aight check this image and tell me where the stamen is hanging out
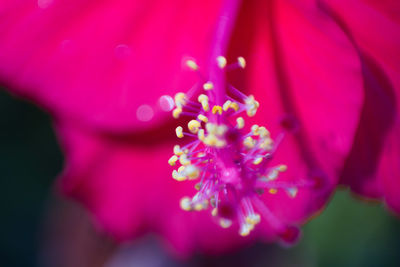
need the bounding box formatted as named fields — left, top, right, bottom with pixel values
left=168, top=56, right=318, bottom=243
left=203, top=81, right=214, bottom=91
left=237, top=56, right=246, bottom=68
left=175, top=126, right=184, bottom=138
left=216, top=56, right=227, bottom=69
left=186, top=59, right=198, bottom=71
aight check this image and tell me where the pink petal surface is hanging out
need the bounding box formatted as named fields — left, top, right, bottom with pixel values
left=0, top=0, right=223, bottom=132
left=52, top=0, right=366, bottom=254
left=55, top=121, right=274, bottom=257
left=322, top=0, right=400, bottom=213
left=1, top=0, right=398, bottom=256
left=227, top=0, right=363, bottom=221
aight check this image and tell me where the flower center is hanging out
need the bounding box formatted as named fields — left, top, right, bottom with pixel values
left=167, top=56, right=317, bottom=243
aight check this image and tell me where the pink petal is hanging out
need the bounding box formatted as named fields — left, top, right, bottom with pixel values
left=227, top=0, right=363, bottom=223
left=322, top=0, right=400, bottom=212
left=0, top=0, right=224, bottom=132
left=55, top=122, right=276, bottom=257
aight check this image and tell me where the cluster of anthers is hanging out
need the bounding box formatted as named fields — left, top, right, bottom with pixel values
left=168, top=56, right=317, bottom=243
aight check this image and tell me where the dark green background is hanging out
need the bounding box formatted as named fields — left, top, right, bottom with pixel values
left=0, top=90, right=399, bottom=267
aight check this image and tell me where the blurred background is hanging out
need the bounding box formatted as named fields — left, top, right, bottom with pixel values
left=0, top=89, right=399, bottom=267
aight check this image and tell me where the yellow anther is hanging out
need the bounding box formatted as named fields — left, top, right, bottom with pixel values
left=211, top=208, right=218, bottom=216
left=198, top=94, right=208, bottom=102
left=172, top=170, right=187, bottom=181
left=198, top=94, right=209, bottom=112
left=203, top=81, right=214, bottom=91
left=172, top=107, right=182, bottom=119
left=203, top=134, right=218, bottom=146
left=216, top=124, right=228, bottom=136
left=194, top=203, right=203, bottom=211
left=251, top=124, right=259, bottom=135
left=243, top=136, right=256, bottom=149
left=180, top=197, right=192, bottom=211
left=201, top=100, right=209, bottom=112
left=205, top=123, right=217, bottom=134
left=194, top=183, right=201, bottom=190
left=186, top=59, right=198, bottom=70
left=198, top=129, right=205, bottom=141
left=253, top=156, right=263, bottom=165
left=168, top=155, right=178, bottom=166
left=185, top=165, right=199, bottom=180
left=258, top=127, right=270, bottom=138
left=287, top=187, right=298, bottom=198
left=178, top=166, right=185, bottom=173
left=267, top=169, right=279, bottom=180
left=194, top=200, right=208, bottom=211
left=220, top=219, right=232, bottom=228
left=179, top=154, right=191, bottom=166
left=259, top=138, right=273, bottom=150
left=188, top=120, right=201, bottom=134
left=216, top=56, right=227, bottom=69
left=245, top=95, right=259, bottom=117
left=223, top=100, right=232, bottom=111
left=197, top=114, right=208, bottom=123
left=251, top=104, right=260, bottom=114
left=173, top=145, right=184, bottom=156
left=246, top=214, right=261, bottom=225
left=215, top=139, right=227, bottom=148
left=212, top=105, right=223, bottom=115
left=245, top=215, right=260, bottom=225
left=236, top=117, right=245, bottom=129
left=237, top=56, right=246, bottom=68
left=278, top=164, right=288, bottom=172
left=229, top=102, right=240, bottom=112
left=174, top=92, right=186, bottom=107
left=269, top=188, right=278, bottom=194
left=239, top=224, right=251, bottom=236
left=175, top=126, right=184, bottom=138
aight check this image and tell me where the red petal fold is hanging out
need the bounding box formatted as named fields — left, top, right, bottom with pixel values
left=322, top=0, right=400, bottom=213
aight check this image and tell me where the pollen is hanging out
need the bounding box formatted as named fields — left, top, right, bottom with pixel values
left=197, top=114, right=208, bottom=123
left=168, top=155, right=178, bottom=166
left=198, top=129, right=205, bottom=141
left=185, top=165, right=200, bottom=179
left=237, top=56, right=246, bottom=68
left=268, top=188, right=278, bottom=194
left=180, top=197, right=192, bottom=211
left=179, top=154, right=191, bottom=166
left=188, top=120, right=201, bottom=134
left=243, top=136, right=256, bottom=149
left=236, top=117, right=245, bottom=129
left=198, top=94, right=210, bottom=112
left=174, top=92, right=187, bottom=108
left=203, top=81, right=214, bottom=90
left=175, top=126, right=184, bottom=138
left=223, top=100, right=232, bottom=111
left=217, top=56, right=227, bottom=69
left=172, top=107, right=182, bottom=119
left=229, top=102, right=240, bottom=112
left=253, top=156, right=263, bottom=165
left=212, top=105, right=223, bottom=115
left=220, top=219, right=233, bottom=228
left=168, top=56, right=317, bottom=241
left=173, top=145, right=184, bottom=156
left=186, top=59, right=198, bottom=70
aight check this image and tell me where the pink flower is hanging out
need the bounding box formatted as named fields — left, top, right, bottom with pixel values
left=0, top=0, right=398, bottom=256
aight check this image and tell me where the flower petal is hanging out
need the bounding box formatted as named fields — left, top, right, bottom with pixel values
left=321, top=0, right=400, bottom=213
left=227, top=0, right=363, bottom=222
left=0, top=0, right=224, bottom=132
left=55, top=122, right=278, bottom=256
